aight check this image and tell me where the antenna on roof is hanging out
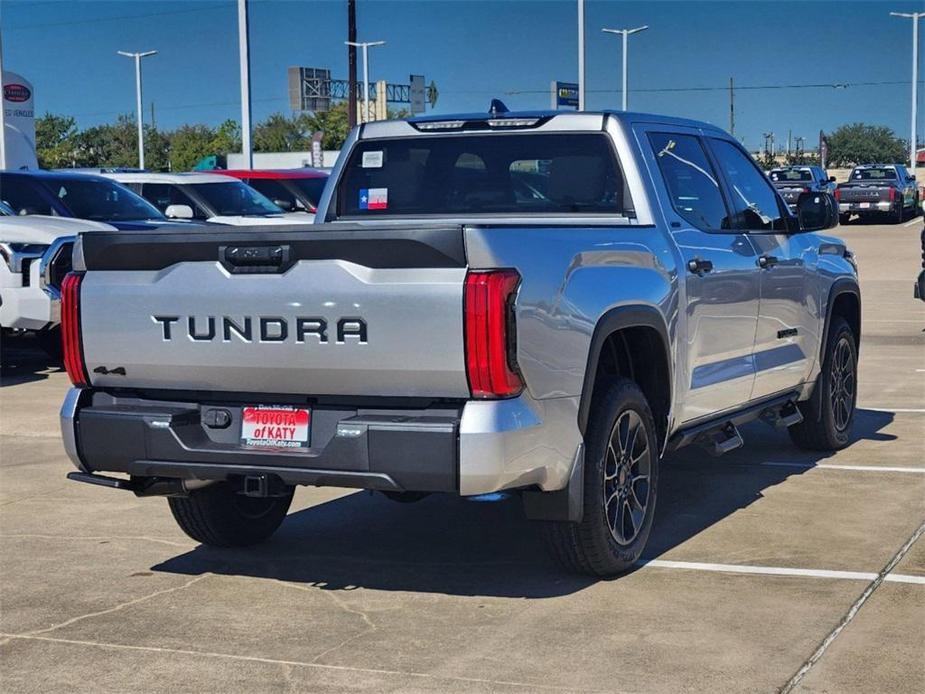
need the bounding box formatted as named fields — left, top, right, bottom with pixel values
left=489, top=99, right=509, bottom=116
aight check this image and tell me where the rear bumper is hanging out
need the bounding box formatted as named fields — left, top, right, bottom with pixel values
left=61, top=388, right=581, bottom=496
left=839, top=201, right=892, bottom=213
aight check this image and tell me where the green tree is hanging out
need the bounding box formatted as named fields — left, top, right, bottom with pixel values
left=168, top=124, right=219, bottom=171
left=35, top=113, right=79, bottom=168
left=253, top=113, right=313, bottom=152
left=826, top=123, right=907, bottom=167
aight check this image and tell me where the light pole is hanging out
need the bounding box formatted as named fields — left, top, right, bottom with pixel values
left=578, top=0, right=585, bottom=110
left=602, top=25, right=648, bottom=111
left=890, top=11, right=924, bottom=171
left=238, top=0, right=252, bottom=169
left=117, top=50, right=157, bottom=169
left=345, top=40, right=385, bottom=123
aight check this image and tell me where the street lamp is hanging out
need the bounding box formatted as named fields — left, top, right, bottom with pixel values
left=890, top=11, right=924, bottom=171
left=117, top=50, right=157, bottom=169
left=602, top=25, right=649, bottom=111
left=345, top=40, right=386, bottom=123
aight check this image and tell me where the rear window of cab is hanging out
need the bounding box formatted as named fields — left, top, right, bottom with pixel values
left=335, top=133, right=635, bottom=218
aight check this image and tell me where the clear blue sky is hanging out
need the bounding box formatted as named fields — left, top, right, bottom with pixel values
left=2, top=0, right=923, bottom=150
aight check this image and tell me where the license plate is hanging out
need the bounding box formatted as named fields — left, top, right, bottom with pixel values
left=860, top=202, right=871, bottom=209
left=241, top=406, right=311, bottom=449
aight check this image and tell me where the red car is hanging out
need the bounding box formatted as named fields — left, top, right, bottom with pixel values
left=210, top=169, right=329, bottom=214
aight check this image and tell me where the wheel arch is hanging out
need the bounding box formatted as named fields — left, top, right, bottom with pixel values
left=577, top=305, right=672, bottom=450
left=821, top=278, right=861, bottom=358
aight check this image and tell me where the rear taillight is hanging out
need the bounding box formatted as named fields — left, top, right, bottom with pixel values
left=61, top=272, right=89, bottom=387
left=889, top=187, right=896, bottom=201
left=464, top=269, right=523, bottom=398
left=834, top=188, right=841, bottom=201
left=802, top=187, right=810, bottom=193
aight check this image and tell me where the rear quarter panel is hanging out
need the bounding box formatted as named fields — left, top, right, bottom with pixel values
left=465, top=225, right=678, bottom=401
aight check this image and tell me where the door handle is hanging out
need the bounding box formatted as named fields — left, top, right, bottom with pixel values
left=758, top=255, right=779, bottom=269
left=687, top=258, right=714, bottom=275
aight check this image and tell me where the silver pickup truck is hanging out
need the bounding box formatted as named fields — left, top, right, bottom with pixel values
left=60, top=108, right=860, bottom=576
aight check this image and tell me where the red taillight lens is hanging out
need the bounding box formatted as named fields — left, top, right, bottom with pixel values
left=834, top=188, right=841, bottom=201
left=802, top=187, right=810, bottom=193
left=889, top=187, right=896, bottom=201
left=464, top=269, right=523, bottom=399
left=61, top=272, right=89, bottom=387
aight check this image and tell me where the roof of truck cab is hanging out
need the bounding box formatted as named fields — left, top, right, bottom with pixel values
left=368, top=109, right=726, bottom=138
left=99, top=172, right=238, bottom=185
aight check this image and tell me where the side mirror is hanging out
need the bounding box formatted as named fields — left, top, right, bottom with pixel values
left=164, top=204, right=194, bottom=220
left=272, top=198, right=293, bottom=212
left=795, top=192, right=838, bottom=232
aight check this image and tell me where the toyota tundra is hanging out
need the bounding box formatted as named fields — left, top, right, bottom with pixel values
left=60, top=106, right=860, bottom=576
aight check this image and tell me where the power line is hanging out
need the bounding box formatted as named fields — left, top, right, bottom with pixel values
left=503, top=79, right=924, bottom=96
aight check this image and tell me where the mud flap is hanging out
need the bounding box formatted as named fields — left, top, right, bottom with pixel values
left=522, top=444, right=584, bottom=523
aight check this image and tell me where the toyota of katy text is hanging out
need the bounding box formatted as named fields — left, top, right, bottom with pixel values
left=60, top=107, right=860, bottom=576
left=834, top=164, right=920, bottom=224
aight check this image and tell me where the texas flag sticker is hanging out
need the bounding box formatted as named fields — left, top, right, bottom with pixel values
left=359, top=188, right=388, bottom=210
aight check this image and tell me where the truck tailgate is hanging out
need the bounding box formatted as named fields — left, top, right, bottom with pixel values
left=75, top=225, right=471, bottom=398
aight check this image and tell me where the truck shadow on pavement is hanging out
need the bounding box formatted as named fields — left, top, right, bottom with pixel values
left=152, top=409, right=894, bottom=598
left=0, top=335, right=62, bottom=386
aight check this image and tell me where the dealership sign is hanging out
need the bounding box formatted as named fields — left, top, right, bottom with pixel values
left=551, top=81, right=579, bottom=109
left=2, top=71, right=38, bottom=169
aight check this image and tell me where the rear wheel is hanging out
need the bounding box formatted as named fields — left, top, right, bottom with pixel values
left=893, top=202, right=905, bottom=223
left=542, top=378, right=659, bottom=576
left=168, top=481, right=294, bottom=547
left=789, top=317, right=857, bottom=451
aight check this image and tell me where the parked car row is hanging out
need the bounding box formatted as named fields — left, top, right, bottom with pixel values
left=0, top=167, right=330, bottom=351
left=766, top=164, right=921, bottom=224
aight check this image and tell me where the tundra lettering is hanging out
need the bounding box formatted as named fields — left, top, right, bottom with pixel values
left=152, top=314, right=366, bottom=344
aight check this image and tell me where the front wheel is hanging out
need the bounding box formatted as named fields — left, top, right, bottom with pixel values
left=168, top=481, right=294, bottom=547
left=789, top=317, right=857, bottom=451
left=542, top=378, right=659, bottom=576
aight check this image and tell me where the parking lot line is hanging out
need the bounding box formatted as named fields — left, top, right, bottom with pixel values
left=760, top=461, right=925, bottom=474
left=902, top=217, right=921, bottom=227
left=638, top=559, right=924, bottom=585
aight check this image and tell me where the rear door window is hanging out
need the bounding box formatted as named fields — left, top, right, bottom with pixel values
left=648, top=133, right=732, bottom=231
left=336, top=133, right=631, bottom=218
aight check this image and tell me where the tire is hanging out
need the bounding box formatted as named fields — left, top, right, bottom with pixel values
left=542, top=377, right=659, bottom=576
left=168, top=481, right=294, bottom=547
left=789, top=317, right=857, bottom=451
left=894, top=204, right=905, bottom=223
left=838, top=213, right=851, bottom=226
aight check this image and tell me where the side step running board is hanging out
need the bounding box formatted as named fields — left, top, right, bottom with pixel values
left=703, top=423, right=744, bottom=456
left=668, top=391, right=802, bottom=454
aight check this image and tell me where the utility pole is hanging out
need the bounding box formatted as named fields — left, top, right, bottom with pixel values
left=729, top=77, right=735, bottom=136
left=602, top=26, right=648, bottom=111
left=237, top=0, right=253, bottom=169
left=117, top=50, right=157, bottom=169
left=890, top=11, right=924, bottom=170
left=347, top=0, right=357, bottom=128
left=0, top=26, right=7, bottom=170
left=578, top=0, right=585, bottom=110
left=345, top=40, right=385, bottom=123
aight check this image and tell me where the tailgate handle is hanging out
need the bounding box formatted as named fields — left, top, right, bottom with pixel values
left=222, top=245, right=290, bottom=274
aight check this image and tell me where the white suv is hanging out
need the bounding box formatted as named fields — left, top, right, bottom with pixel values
left=101, top=172, right=314, bottom=226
